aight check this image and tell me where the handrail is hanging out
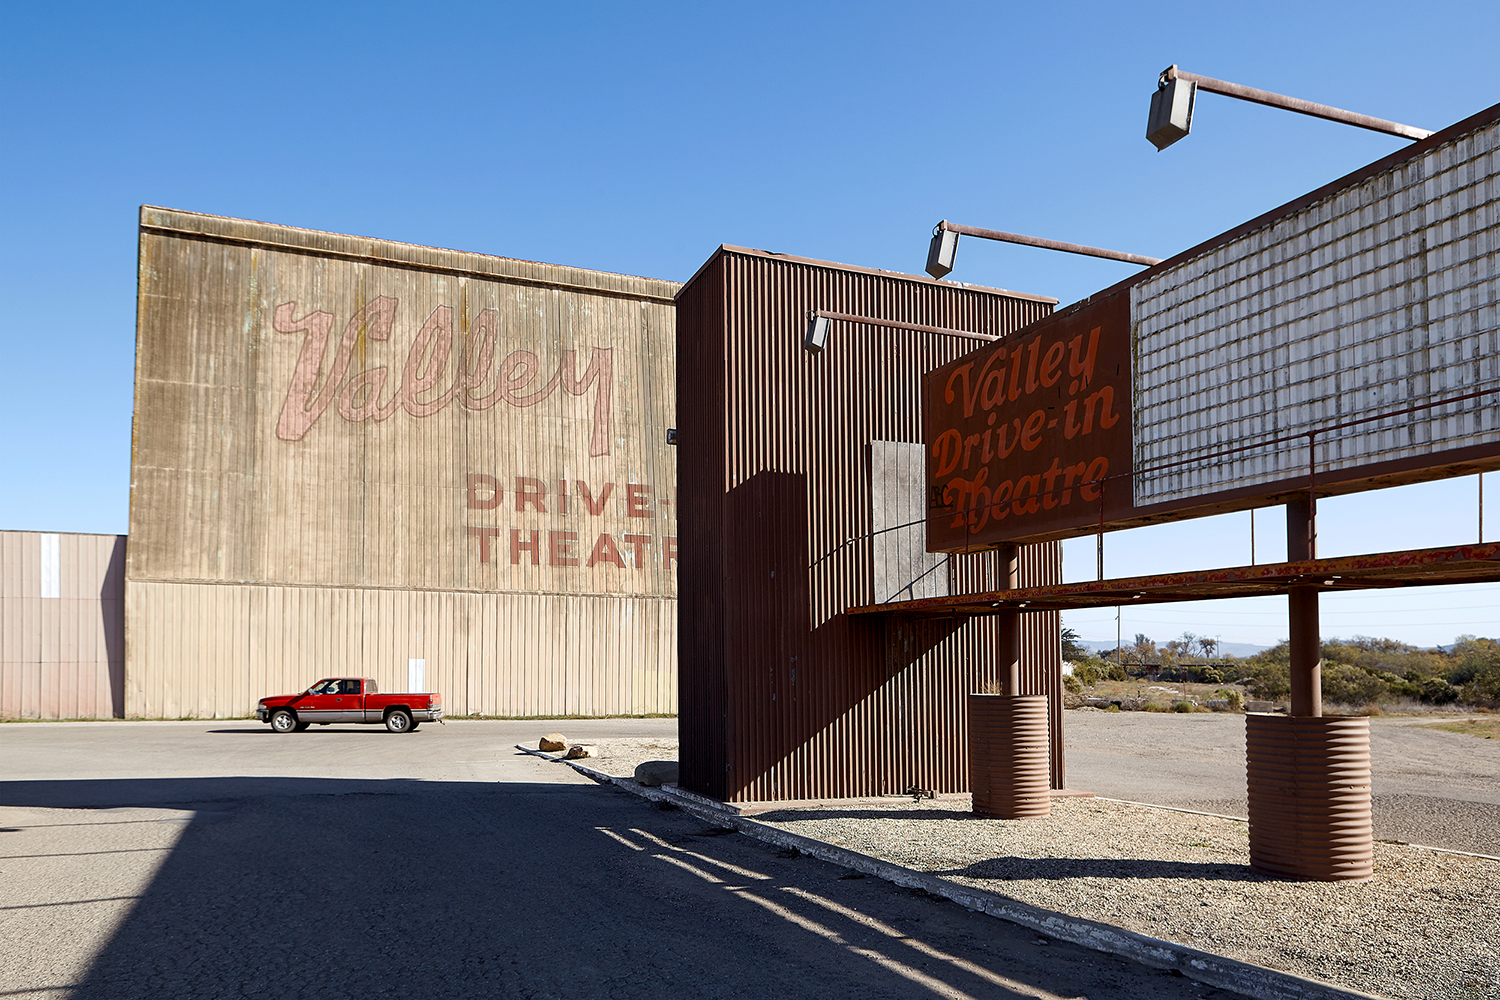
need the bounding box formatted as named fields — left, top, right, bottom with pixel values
left=814, top=382, right=1500, bottom=597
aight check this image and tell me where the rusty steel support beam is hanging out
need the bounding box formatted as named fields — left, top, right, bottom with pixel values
left=937, top=221, right=1163, bottom=268
left=997, top=543, right=1021, bottom=696
left=1163, top=66, right=1433, bottom=141
left=1286, top=495, right=1322, bottom=717
left=811, top=309, right=999, bottom=344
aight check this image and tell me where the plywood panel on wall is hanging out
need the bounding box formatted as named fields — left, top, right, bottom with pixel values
left=128, top=208, right=678, bottom=717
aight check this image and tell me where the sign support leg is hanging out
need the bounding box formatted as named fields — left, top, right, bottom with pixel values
left=1285, top=494, right=1321, bottom=717
left=998, top=543, right=1020, bottom=696
left=1244, top=492, right=1368, bottom=881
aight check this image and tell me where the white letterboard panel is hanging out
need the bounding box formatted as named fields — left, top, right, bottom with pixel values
left=1131, top=119, right=1500, bottom=506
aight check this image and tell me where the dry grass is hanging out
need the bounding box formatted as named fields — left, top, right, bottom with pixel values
left=1421, top=718, right=1500, bottom=739
left=1070, top=679, right=1244, bottom=712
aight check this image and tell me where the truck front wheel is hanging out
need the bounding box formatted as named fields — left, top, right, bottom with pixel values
left=269, top=709, right=298, bottom=734
left=385, top=709, right=413, bottom=734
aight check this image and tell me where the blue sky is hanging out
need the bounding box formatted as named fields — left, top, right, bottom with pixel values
left=3, top=1, right=1498, bottom=646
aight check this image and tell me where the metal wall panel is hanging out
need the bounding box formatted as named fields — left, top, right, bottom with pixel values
left=128, top=208, right=678, bottom=717
left=677, top=247, right=1063, bottom=802
left=1132, top=108, right=1500, bottom=505
left=0, top=531, right=126, bottom=719
left=125, top=582, right=673, bottom=718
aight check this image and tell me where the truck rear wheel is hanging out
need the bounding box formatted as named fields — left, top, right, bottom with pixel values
left=385, top=709, right=413, bottom=734
left=269, top=709, right=298, bottom=734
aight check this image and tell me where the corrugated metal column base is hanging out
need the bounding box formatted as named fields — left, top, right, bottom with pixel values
left=1246, top=715, right=1373, bottom=881
left=968, top=694, right=1051, bottom=819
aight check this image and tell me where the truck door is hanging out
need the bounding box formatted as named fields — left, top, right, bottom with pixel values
left=297, top=679, right=342, bottom=723
left=331, top=678, right=364, bottom=722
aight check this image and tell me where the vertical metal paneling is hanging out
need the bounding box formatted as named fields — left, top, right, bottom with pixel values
left=127, top=208, right=679, bottom=718
left=677, top=247, right=1063, bottom=802
left=124, top=580, right=677, bottom=718
left=0, top=531, right=126, bottom=719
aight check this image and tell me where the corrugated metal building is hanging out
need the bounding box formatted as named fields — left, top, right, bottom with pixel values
left=0, top=530, right=125, bottom=719
left=127, top=208, right=679, bottom=718
left=675, top=246, right=1066, bottom=802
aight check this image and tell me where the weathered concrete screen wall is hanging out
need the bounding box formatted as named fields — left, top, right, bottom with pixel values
left=677, top=246, right=1064, bottom=802
left=128, top=208, right=679, bottom=718
left=0, top=531, right=125, bottom=719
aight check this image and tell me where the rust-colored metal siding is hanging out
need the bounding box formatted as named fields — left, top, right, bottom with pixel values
left=677, top=247, right=1064, bottom=802
left=0, top=531, right=125, bottom=719
left=128, top=208, right=678, bottom=717
left=1246, top=715, right=1374, bottom=881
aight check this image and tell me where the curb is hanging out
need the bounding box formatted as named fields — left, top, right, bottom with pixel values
left=514, top=746, right=1382, bottom=1000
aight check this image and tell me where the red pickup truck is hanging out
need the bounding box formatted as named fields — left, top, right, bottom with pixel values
left=256, top=678, right=443, bottom=734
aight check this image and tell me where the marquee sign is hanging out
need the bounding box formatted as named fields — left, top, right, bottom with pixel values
left=927, top=100, right=1500, bottom=551
left=925, top=292, right=1132, bottom=549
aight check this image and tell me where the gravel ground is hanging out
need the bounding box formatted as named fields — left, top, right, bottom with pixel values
left=588, top=737, right=1500, bottom=1000
left=1063, top=711, right=1500, bottom=855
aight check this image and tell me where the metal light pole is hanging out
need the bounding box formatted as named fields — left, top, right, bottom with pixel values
left=1147, top=64, right=1432, bottom=151
left=926, top=220, right=1160, bottom=279
left=1148, top=63, right=1395, bottom=881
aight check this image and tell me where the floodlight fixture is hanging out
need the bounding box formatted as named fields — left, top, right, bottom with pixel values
left=1147, top=76, right=1197, bottom=151
left=1147, top=64, right=1433, bottom=151
left=926, top=223, right=960, bottom=278
left=804, top=312, right=832, bottom=353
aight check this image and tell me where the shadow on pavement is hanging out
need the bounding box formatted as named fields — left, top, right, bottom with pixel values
left=0, top=776, right=1242, bottom=1000
left=936, top=856, right=1259, bottom=882
left=748, top=807, right=982, bottom=823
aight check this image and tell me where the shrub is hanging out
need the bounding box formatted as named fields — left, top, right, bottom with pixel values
left=1420, top=677, right=1459, bottom=705
left=1063, top=674, right=1083, bottom=694
left=1171, top=700, right=1196, bottom=713
left=1449, top=636, right=1500, bottom=708
left=1245, top=661, right=1291, bottom=701
left=1073, top=661, right=1100, bottom=687
left=1321, top=662, right=1397, bottom=706
left=1104, top=703, right=1122, bottom=713
left=1216, top=688, right=1245, bottom=712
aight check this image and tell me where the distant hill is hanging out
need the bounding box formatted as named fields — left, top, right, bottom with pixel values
left=1076, top=639, right=1273, bottom=659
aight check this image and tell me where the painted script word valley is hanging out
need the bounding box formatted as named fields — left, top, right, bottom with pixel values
left=274, top=297, right=613, bottom=455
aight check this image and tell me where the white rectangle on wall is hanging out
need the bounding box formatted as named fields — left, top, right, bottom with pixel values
left=1131, top=117, right=1500, bottom=505
left=40, top=534, right=60, bottom=599
left=408, top=658, right=425, bottom=693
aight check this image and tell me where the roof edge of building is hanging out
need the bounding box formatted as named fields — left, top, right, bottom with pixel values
left=139, top=206, right=681, bottom=304
left=675, top=243, right=1059, bottom=305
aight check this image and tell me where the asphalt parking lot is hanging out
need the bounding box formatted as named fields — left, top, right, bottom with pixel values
left=2, top=719, right=1248, bottom=1000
